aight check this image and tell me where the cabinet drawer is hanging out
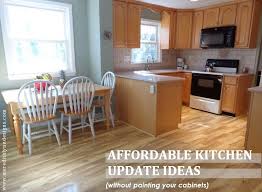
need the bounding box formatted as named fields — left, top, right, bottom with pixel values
left=224, top=76, right=238, bottom=85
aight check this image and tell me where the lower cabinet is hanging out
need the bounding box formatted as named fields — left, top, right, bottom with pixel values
left=157, top=72, right=192, bottom=106
left=221, top=75, right=253, bottom=116
left=221, top=84, right=237, bottom=113
left=245, top=88, right=262, bottom=152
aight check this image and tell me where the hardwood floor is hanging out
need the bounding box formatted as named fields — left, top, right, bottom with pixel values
left=3, top=107, right=262, bottom=192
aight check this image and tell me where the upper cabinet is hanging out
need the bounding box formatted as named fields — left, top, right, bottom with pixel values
left=203, top=8, right=219, bottom=28
left=235, top=1, right=253, bottom=48
left=113, top=1, right=127, bottom=48
left=175, top=11, right=193, bottom=49
left=192, top=11, right=203, bottom=49
left=160, top=11, right=172, bottom=49
left=113, top=0, right=262, bottom=49
left=113, top=1, right=141, bottom=48
left=127, top=4, right=141, bottom=48
left=160, top=11, right=176, bottom=49
left=219, top=4, right=237, bottom=26
left=235, top=0, right=262, bottom=48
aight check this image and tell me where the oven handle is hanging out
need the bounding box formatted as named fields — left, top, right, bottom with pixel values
left=192, top=74, right=223, bottom=81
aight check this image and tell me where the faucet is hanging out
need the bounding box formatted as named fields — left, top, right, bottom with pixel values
left=145, top=57, right=150, bottom=71
left=145, top=56, right=155, bottom=71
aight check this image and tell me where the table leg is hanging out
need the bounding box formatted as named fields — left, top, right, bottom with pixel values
left=7, top=104, right=15, bottom=135
left=104, top=93, right=110, bottom=130
left=10, top=102, right=23, bottom=154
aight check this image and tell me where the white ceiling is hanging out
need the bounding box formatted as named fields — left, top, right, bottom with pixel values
left=137, top=0, right=234, bottom=9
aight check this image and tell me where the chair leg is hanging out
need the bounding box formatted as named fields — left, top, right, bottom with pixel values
left=51, top=120, right=61, bottom=146
left=88, top=113, right=95, bottom=137
left=101, top=106, right=105, bottom=119
left=109, top=107, right=115, bottom=128
left=92, top=107, right=96, bottom=122
left=81, top=115, right=84, bottom=132
left=27, top=124, right=32, bottom=155
left=60, top=113, right=64, bottom=135
left=68, top=116, right=72, bottom=144
left=48, top=121, right=51, bottom=136
left=22, top=123, right=26, bottom=144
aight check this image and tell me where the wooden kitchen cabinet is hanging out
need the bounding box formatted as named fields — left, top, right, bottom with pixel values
left=113, top=1, right=141, bottom=48
left=222, top=75, right=253, bottom=116
left=235, top=0, right=262, bottom=48
left=160, top=11, right=172, bottom=49
left=203, top=8, right=219, bottom=28
left=235, top=1, right=253, bottom=48
left=183, top=73, right=192, bottom=106
left=113, top=1, right=127, bottom=48
left=160, top=11, right=176, bottom=49
left=219, top=4, right=237, bottom=25
left=157, top=72, right=192, bottom=106
left=115, top=77, right=183, bottom=136
left=192, top=11, right=203, bottom=49
left=127, top=3, right=141, bottom=48
left=245, top=87, right=262, bottom=152
left=222, top=84, right=237, bottom=113
left=175, top=11, right=193, bottom=49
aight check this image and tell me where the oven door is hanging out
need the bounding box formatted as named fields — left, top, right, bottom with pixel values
left=191, top=73, right=223, bottom=100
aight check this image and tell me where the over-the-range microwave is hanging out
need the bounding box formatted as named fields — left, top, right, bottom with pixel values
left=200, top=26, right=236, bottom=49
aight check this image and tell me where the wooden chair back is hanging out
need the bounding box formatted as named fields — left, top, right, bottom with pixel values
left=61, top=76, right=95, bottom=114
left=17, top=80, right=58, bottom=122
left=101, top=72, right=115, bottom=98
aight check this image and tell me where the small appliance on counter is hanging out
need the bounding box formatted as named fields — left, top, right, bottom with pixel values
left=190, top=59, right=239, bottom=114
left=176, top=58, right=185, bottom=70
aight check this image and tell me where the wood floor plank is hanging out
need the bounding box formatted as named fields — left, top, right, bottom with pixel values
left=3, top=107, right=262, bottom=192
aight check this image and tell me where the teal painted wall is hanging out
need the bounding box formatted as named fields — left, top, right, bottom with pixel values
left=99, top=0, right=113, bottom=75
left=86, top=0, right=113, bottom=83
left=86, top=0, right=102, bottom=83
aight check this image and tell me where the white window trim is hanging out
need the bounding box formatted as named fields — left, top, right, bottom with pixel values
left=0, top=0, right=76, bottom=80
left=131, top=19, right=161, bottom=64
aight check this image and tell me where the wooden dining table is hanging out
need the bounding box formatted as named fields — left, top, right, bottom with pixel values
left=1, top=84, right=112, bottom=155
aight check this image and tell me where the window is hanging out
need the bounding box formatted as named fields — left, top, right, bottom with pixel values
left=131, top=19, right=161, bottom=64
left=0, top=0, right=75, bottom=80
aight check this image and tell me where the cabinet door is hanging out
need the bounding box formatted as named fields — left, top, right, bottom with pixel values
left=183, top=73, right=192, bottom=106
left=175, top=11, right=193, bottom=49
left=235, top=1, right=253, bottom=48
left=127, top=3, right=141, bottom=48
left=160, top=11, right=172, bottom=49
left=170, top=12, right=177, bottom=49
left=222, top=84, right=237, bottom=113
left=192, top=11, right=203, bottom=49
left=203, top=8, right=219, bottom=28
left=113, top=1, right=127, bottom=48
left=219, top=4, right=237, bottom=26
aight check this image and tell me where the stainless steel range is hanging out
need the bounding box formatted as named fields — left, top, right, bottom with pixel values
left=190, top=59, right=239, bottom=114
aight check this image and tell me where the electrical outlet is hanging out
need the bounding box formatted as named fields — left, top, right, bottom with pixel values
left=149, top=85, right=155, bottom=94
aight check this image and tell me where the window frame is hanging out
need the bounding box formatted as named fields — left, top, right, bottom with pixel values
left=0, top=0, right=76, bottom=80
left=131, top=19, right=161, bottom=64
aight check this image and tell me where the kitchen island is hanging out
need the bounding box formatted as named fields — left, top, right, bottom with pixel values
left=115, top=71, right=184, bottom=136
left=245, top=86, right=262, bottom=152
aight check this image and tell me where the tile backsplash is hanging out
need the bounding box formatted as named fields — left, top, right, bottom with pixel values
left=114, top=48, right=258, bottom=73
left=114, top=48, right=177, bottom=72
left=176, top=49, right=257, bottom=73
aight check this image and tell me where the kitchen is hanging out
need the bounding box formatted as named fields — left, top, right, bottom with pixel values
left=1, top=0, right=262, bottom=191
left=113, top=0, right=262, bottom=150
